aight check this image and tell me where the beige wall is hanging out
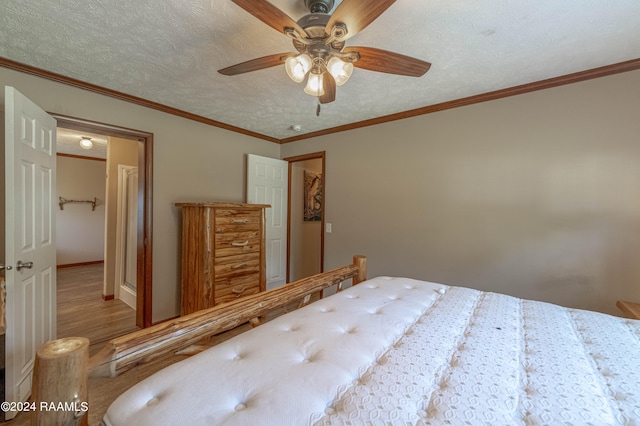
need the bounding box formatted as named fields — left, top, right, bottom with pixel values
left=56, top=156, right=106, bottom=265
left=282, top=70, right=640, bottom=315
left=1, top=67, right=280, bottom=322
left=3, top=66, right=640, bottom=320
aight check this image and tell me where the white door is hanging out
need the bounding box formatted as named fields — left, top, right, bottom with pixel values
left=115, top=165, right=137, bottom=310
left=3, top=86, right=57, bottom=419
left=247, top=154, right=288, bottom=290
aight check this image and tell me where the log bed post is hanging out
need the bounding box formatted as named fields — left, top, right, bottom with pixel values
left=353, top=255, right=367, bottom=285
left=31, top=337, right=89, bottom=426
left=30, top=256, right=366, bottom=424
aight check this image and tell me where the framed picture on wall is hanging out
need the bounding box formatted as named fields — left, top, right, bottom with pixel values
left=304, top=170, right=322, bottom=221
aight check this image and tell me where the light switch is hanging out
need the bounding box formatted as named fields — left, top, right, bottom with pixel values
left=325, top=223, right=332, bottom=233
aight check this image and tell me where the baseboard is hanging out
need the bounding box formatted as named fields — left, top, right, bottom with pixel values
left=57, top=260, right=104, bottom=269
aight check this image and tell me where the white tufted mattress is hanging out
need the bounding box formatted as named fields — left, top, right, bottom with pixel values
left=102, top=277, right=640, bottom=425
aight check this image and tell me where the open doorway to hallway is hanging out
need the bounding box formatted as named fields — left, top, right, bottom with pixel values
left=56, top=126, right=141, bottom=345
left=54, top=114, right=154, bottom=329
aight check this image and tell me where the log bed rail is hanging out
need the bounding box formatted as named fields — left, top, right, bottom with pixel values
left=30, top=255, right=367, bottom=425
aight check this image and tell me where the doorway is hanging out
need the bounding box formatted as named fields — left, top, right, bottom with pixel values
left=285, top=152, right=325, bottom=282
left=53, top=114, right=153, bottom=328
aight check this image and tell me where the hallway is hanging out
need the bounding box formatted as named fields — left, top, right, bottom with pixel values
left=57, top=263, right=138, bottom=355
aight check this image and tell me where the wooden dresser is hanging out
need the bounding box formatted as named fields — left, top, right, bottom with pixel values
left=176, top=202, right=270, bottom=315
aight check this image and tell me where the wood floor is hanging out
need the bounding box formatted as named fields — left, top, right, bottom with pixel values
left=9, top=264, right=280, bottom=426
left=56, top=263, right=139, bottom=355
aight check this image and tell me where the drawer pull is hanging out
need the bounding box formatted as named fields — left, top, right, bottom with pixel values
left=231, top=287, right=247, bottom=297
left=231, top=263, right=248, bottom=270
left=231, top=240, right=249, bottom=247
left=231, top=219, right=249, bottom=224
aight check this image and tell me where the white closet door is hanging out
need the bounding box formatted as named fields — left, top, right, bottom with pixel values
left=246, top=154, right=288, bottom=289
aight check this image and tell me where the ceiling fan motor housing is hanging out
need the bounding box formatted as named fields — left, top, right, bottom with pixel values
left=304, top=0, right=334, bottom=14
left=296, top=13, right=330, bottom=37
left=294, top=11, right=345, bottom=53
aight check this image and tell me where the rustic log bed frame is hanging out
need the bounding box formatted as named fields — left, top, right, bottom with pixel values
left=31, top=255, right=367, bottom=425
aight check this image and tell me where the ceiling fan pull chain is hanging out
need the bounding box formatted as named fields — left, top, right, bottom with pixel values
left=316, top=102, right=321, bottom=116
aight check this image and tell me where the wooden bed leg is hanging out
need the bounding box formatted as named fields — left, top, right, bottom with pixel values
left=353, top=255, right=367, bottom=285
left=32, top=337, right=89, bottom=426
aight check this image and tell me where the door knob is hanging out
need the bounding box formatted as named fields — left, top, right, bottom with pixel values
left=16, top=261, right=34, bottom=271
left=0, top=264, right=13, bottom=271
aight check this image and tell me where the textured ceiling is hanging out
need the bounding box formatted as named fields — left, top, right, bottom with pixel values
left=1, top=0, right=640, bottom=141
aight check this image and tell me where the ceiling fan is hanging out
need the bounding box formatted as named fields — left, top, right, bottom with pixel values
left=218, top=0, right=431, bottom=104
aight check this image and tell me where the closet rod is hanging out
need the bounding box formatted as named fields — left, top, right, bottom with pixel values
left=58, top=197, right=97, bottom=211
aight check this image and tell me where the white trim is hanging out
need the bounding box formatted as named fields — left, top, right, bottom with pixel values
left=114, top=165, right=137, bottom=310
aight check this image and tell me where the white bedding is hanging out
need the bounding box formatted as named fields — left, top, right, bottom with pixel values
left=102, top=277, right=640, bottom=425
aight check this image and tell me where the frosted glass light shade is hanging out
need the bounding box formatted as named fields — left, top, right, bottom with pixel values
left=327, top=57, right=353, bottom=86
left=304, top=72, right=325, bottom=96
left=80, top=137, right=93, bottom=149
left=285, top=54, right=312, bottom=83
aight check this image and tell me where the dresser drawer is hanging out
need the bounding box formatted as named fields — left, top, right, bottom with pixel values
left=215, top=209, right=261, bottom=233
left=215, top=231, right=261, bottom=257
left=215, top=273, right=261, bottom=304
left=215, top=253, right=260, bottom=279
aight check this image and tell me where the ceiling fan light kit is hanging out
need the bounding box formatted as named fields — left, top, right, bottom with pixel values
left=219, top=0, right=431, bottom=106
left=285, top=53, right=312, bottom=83
left=304, top=70, right=325, bottom=96
left=327, top=56, right=353, bottom=86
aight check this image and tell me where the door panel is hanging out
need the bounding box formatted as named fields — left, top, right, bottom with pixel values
left=4, top=86, right=57, bottom=419
left=246, top=154, right=288, bottom=290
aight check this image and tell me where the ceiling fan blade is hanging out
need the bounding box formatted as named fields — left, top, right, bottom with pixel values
left=326, top=0, right=396, bottom=40
left=218, top=53, right=292, bottom=75
left=319, top=72, right=336, bottom=104
left=232, top=0, right=308, bottom=38
left=344, top=46, right=431, bottom=77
